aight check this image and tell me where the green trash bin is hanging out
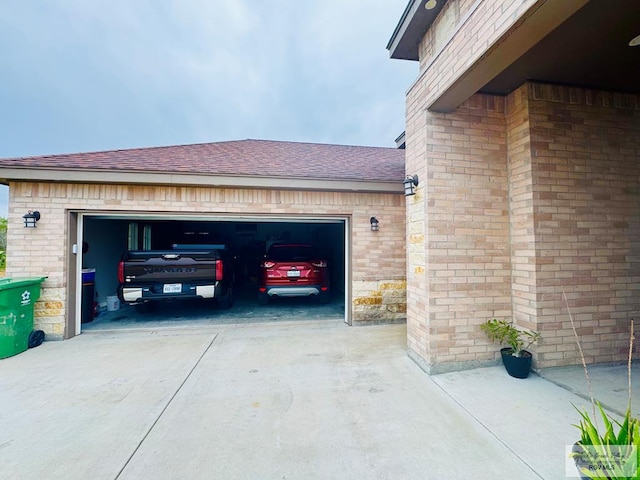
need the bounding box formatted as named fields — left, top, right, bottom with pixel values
left=0, top=277, right=47, bottom=359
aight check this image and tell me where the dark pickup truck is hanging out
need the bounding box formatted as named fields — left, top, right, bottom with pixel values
left=117, top=244, right=234, bottom=309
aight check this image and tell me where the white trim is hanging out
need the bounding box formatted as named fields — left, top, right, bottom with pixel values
left=86, top=212, right=347, bottom=223
left=344, top=216, right=351, bottom=325
left=76, top=211, right=350, bottom=326
left=0, top=168, right=403, bottom=194
left=76, top=215, right=84, bottom=334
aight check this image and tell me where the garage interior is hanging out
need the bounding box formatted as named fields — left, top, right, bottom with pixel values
left=79, top=215, right=347, bottom=330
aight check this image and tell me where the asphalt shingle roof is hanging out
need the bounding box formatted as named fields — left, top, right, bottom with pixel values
left=0, top=139, right=405, bottom=183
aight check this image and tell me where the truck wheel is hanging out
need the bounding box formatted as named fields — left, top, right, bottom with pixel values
left=218, top=287, right=233, bottom=309
left=135, top=302, right=155, bottom=314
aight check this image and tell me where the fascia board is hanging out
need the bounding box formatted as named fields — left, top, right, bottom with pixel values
left=0, top=168, right=403, bottom=194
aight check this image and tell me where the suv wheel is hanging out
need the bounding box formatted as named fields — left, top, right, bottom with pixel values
left=257, top=292, right=269, bottom=306
left=317, top=292, right=331, bottom=304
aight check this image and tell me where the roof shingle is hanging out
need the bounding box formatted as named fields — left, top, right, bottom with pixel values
left=0, top=139, right=405, bottom=183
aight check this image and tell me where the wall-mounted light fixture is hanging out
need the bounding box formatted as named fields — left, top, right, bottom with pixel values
left=23, top=210, right=41, bottom=228
left=403, top=174, right=419, bottom=196
left=630, top=34, right=640, bottom=47
left=370, top=216, right=379, bottom=232
left=425, top=0, right=437, bottom=10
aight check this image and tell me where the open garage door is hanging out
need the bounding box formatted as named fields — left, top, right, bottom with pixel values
left=73, top=213, right=348, bottom=332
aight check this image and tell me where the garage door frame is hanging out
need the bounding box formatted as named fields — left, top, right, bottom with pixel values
left=71, top=211, right=351, bottom=335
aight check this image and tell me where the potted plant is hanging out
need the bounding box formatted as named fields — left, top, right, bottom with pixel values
left=480, top=318, right=541, bottom=378
left=571, top=402, right=639, bottom=479
left=565, top=292, right=639, bottom=479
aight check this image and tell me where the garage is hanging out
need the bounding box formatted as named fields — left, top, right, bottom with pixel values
left=2, top=139, right=408, bottom=340
left=78, top=213, right=347, bottom=331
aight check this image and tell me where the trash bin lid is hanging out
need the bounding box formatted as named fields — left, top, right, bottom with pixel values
left=0, top=277, right=47, bottom=290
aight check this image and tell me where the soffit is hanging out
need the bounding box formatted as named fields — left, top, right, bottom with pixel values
left=389, top=0, right=640, bottom=110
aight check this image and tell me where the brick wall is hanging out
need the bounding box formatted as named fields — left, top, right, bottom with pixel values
left=6, top=183, right=406, bottom=337
left=406, top=80, right=640, bottom=372
left=406, top=93, right=512, bottom=374
left=525, top=83, right=640, bottom=367
left=506, top=86, right=537, bottom=332
left=405, top=67, right=430, bottom=369
left=416, top=0, right=537, bottom=105
left=404, top=0, right=639, bottom=372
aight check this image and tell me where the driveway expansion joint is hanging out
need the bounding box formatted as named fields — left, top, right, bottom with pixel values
left=114, top=333, right=218, bottom=480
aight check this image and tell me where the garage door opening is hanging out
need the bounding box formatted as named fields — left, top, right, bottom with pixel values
left=74, top=214, right=348, bottom=332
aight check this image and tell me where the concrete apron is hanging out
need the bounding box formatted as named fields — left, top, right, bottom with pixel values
left=1, top=321, right=587, bottom=479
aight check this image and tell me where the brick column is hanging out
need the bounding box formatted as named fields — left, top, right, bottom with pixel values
left=406, top=94, right=512, bottom=373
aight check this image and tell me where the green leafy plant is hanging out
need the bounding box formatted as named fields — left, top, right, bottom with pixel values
left=572, top=403, right=640, bottom=479
left=565, top=290, right=639, bottom=479
left=480, top=318, right=540, bottom=357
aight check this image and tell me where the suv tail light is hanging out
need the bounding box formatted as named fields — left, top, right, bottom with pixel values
left=311, top=260, right=327, bottom=268
left=262, top=261, right=276, bottom=269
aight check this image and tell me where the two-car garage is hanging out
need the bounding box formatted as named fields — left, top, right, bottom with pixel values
left=78, top=213, right=348, bottom=330
left=2, top=139, right=407, bottom=339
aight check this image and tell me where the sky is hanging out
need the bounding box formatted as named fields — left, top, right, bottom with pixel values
left=0, top=1, right=417, bottom=218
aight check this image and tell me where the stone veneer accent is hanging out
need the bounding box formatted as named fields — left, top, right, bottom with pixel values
left=352, top=279, right=407, bottom=325
left=6, top=184, right=406, bottom=338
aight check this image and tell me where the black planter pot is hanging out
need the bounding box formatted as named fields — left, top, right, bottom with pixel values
left=500, top=347, right=532, bottom=378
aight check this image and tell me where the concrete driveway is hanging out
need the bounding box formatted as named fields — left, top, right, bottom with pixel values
left=1, top=320, right=589, bottom=479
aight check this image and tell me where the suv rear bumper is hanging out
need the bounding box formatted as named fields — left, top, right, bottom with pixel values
left=265, top=286, right=321, bottom=297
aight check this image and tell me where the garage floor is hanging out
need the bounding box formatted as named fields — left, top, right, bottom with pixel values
left=82, top=291, right=346, bottom=331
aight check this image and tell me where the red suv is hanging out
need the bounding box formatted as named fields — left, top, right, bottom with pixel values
left=258, top=243, right=330, bottom=305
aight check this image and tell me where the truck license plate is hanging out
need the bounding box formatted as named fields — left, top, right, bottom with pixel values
left=163, top=283, right=182, bottom=293
left=287, top=270, right=301, bottom=278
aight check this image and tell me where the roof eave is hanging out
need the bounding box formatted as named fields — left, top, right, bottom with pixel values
left=0, top=168, right=404, bottom=195
left=387, top=0, right=447, bottom=61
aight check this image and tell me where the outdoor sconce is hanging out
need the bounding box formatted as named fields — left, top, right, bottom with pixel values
left=23, top=210, right=41, bottom=228
left=403, top=174, right=419, bottom=196
left=370, top=216, right=379, bottom=232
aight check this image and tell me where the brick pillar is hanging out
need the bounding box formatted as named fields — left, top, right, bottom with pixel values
left=406, top=94, right=512, bottom=373
left=506, top=86, right=538, bottom=331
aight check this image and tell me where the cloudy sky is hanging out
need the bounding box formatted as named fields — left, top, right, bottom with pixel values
left=0, top=1, right=417, bottom=217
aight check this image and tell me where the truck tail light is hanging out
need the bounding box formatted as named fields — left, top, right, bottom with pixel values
left=262, top=261, right=276, bottom=269
left=118, top=261, right=124, bottom=283
left=311, top=260, right=327, bottom=268
left=215, top=260, right=223, bottom=281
